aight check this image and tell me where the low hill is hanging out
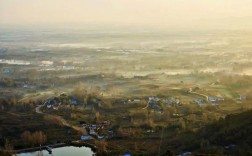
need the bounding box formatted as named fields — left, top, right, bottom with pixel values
left=171, top=110, right=252, bottom=156
left=199, top=109, right=252, bottom=155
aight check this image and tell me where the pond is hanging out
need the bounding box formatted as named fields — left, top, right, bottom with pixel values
left=15, top=146, right=94, bottom=156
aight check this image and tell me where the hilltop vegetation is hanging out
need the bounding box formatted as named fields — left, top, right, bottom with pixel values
left=198, top=110, right=252, bottom=155
left=168, top=109, right=252, bottom=155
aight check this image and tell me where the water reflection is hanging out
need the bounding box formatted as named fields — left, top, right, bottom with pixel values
left=16, top=146, right=94, bottom=156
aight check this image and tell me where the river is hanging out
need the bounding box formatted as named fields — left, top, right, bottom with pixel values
left=15, top=146, right=94, bottom=156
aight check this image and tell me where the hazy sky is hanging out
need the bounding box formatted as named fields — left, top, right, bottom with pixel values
left=1, top=0, right=252, bottom=28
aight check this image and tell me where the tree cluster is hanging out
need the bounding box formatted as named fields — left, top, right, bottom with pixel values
left=21, top=131, right=47, bottom=146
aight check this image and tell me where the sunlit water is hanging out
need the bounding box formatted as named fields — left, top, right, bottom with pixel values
left=15, top=146, right=94, bottom=156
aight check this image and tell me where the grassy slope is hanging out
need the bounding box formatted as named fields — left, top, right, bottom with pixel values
left=0, top=111, right=79, bottom=149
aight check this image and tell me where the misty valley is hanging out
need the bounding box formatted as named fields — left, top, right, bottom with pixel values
left=0, top=28, right=252, bottom=156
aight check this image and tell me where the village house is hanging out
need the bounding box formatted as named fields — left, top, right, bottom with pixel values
left=225, top=144, right=236, bottom=149
left=146, top=129, right=155, bottom=133
left=81, top=135, right=94, bottom=141
left=180, top=151, right=192, bottom=156
left=208, top=97, right=217, bottom=102
left=97, top=135, right=105, bottom=140
left=217, top=97, right=225, bottom=101
left=193, top=98, right=206, bottom=107
left=107, top=130, right=114, bottom=136
left=70, top=99, right=78, bottom=105
left=162, top=98, right=179, bottom=106
left=208, top=97, right=224, bottom=102
left=45, top=98, right=58, bottom=109
left=23, top=84, right=35, bottom=89
left=89, top=129, right=96, bottom=135
left=148, top=96, right=160, bottom=103
left=173, top=113, right=184, bottom=117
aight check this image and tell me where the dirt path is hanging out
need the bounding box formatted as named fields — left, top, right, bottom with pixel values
left=189, top=91, right=209, bottom=101
left=142, top=101, right=150, bottom=109
left=35, top=104, right=87, bottom=135
left=35, top=105, right=43, bottom=114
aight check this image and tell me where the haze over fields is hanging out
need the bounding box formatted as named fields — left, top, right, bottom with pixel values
left=1, top=1, right=252, bottom=156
